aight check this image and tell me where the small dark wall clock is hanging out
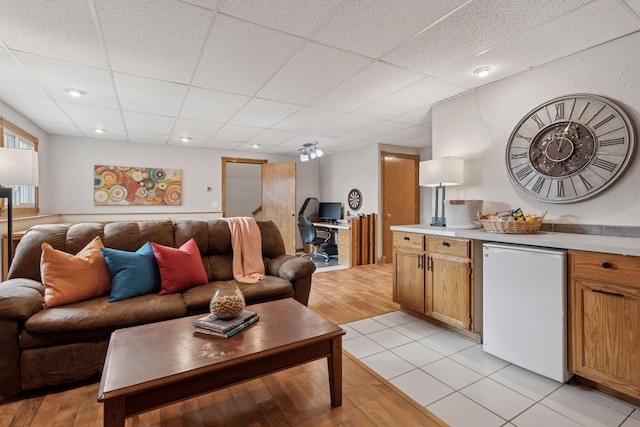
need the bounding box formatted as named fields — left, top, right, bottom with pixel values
left=506, top=94, right=635, bottom=203
left=348, top=188, right=362, bottom=210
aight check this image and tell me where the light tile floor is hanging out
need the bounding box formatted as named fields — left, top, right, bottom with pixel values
left=341, top=311, right=640, bottom=427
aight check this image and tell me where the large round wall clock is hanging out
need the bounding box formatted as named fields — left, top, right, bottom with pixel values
left=506, top=94, right=636, bottom=203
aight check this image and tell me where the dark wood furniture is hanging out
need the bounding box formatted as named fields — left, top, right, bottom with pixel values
left=97, top=298, right=344, bottom=427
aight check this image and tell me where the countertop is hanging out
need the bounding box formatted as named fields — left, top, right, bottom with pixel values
left=390, top=224, right=640, bottom=256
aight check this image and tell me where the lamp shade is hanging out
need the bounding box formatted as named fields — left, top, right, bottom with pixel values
left=419, top=157, right=464, bottom=187
left=0, top=147, right=39, bottom=186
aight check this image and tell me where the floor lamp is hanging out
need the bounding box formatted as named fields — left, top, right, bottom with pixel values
left=0, top=148, right=39, bottom=271
left=419, top=157, right=464, bottom=227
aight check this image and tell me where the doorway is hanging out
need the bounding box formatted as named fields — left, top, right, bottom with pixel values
left=381, top=151, right=419, bottom=263
left=221, top=157, right=267, bottom=218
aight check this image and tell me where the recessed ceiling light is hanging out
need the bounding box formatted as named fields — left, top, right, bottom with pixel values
left=181, top=137, right=191, bottom=143
left=473, top=67, right=491, bottom=77
left=95, top=128, right=105, bottom=134
left=64, top=88, right=87, bottom=97
left=252, top=144, right=260, bottom=149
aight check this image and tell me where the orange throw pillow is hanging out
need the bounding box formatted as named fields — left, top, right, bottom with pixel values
left=41, top=236, right=111, bottom=309
left=151, top=238, right=208, bottom=294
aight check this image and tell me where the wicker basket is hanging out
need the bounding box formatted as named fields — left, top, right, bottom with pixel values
left=478, top=212, right=547, bottom=234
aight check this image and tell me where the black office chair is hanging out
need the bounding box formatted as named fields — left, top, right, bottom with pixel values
left=298, top=214, right=331, bottom=262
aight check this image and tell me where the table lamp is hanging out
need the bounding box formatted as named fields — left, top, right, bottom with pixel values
left=419, top=157, right=464, bottom=226
left=0, top=148, right=39, bottom=269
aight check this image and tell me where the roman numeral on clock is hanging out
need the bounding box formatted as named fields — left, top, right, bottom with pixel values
left=593, top=114, right=615, bottom=129
left=578, top=174, right=593, bottom=190
left=557, top=180, right=565, bottom=197
left=531, top=114, right=545, bottom=129
left=515, top=165, right=533, bottom=180
left=510, top=152, right=528, bottom=160
left=554, top=103, right=565, bottom=120
left=515, top=133, right=532, bottom=142
left=532, top=177, right=545, bottom=193
left=599, top=137, right=624, bottom=147
left=593, top=158, right=617, bottom=172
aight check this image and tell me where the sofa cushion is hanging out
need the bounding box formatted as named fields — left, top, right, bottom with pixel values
left=181, top=278, right=294, bottom=314
left=41, top=236, right=111, bottom=309
left=100, top=242, right=161, bottom=302
left=24, top=292, right=187, bottom=333
left=152, top=238, right=208, bottom=295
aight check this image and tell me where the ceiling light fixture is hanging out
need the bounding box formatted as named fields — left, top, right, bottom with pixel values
left=181, top=137, right=191, bottom=143
left=64, top=88, right=87, bottom=97
left=299, top=142, right=323, bottom=162
left=252, top=144, right=260, bottom=149
left=473, top=67, right=491, bottom=77
left=95, top=128, right=105, bottom=134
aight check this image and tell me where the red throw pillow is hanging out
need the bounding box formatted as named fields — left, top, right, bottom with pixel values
left=151, top=238, right=208, bottom=294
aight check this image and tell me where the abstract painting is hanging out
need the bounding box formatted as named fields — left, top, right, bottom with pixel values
left=94, top=165, right=182, bottom=206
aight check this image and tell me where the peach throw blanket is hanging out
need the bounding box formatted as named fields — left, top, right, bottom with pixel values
left=225, top=217, right=266, bottom=284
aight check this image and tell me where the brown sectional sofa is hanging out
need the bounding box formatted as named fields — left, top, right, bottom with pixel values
left=0, top=219, right=316, bottom=398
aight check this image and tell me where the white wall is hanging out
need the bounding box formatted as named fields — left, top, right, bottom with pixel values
left=419, top=145, right=433, bottom=224
left=433, top=31, right=640, bottom=226
left=47, top=135, right=319, bottom=219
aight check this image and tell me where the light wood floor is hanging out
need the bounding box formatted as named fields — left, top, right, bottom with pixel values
left=0, top=263, right=446, bottom=427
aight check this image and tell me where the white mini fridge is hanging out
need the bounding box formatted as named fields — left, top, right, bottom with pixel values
left=483, top=243, right=572, bottom=383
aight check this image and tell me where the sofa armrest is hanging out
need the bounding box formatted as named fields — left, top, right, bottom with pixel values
left=0, top=278, right=45, bottom=320
left=268, top=255, right=316, bottom=306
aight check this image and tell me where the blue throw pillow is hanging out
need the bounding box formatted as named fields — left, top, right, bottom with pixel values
left=100, top=242, right=161, bottom=302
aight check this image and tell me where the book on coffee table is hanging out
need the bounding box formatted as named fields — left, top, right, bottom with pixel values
left=194, top=314, right=259, bottom=338
left=193, top=310, right=258, bottom=333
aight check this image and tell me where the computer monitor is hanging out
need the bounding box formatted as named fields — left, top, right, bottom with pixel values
left=318, top=202, right=342, bottom=223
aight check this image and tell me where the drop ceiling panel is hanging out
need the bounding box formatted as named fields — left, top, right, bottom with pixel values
left=122, top=111, right=175, bottom=135
left=33, top=121, right=83, bottom=137
left=230, top=98, right=301, bottom=127
left=312, top=114, right=381, bottom=137
left=257, top=42, right=371, bottom=105
left=94, top=0, right=212, bottom=83
left=272, top=107, right=343, bottom=132
left=58, top=102, right=124, bottom=130
left=213, top=124, right=264, bottom=141
left=168, top=136, right=208, bottom=147
left=233, top=143, right=272, bottom=152
left=248, top=129, right=300, bottom=145
left=311, top=61, right=424, bottom=112
left=0, top=49, right=48, bottom=98
left=180, top=87, right=250, bottom=122
left=193, top=15, right=305, bottom=95
left=398, top=135, right=433, bottom=148
left=127, top=132, right=170, bottom=145
left=355, top=77, right=466, bottom=119
left=114, top=73, right=187, bottom=117
left=434, top=0, right=640, bottom=89
left=172, top=118, right=224, bottom=139
left=204, top=139, right=243, bottom=149
left=16, top=53, right=118, bottom=108
left=218, top=0, right=343, bottom=37
left=182, top=0, right=218, bottom=10
left=1, top=93, right=71, bottom=123
left=318, top=138, right=374, bottom=152
left=392, top=106, right=433, bottom=126
left=626, top=0, right=640, bottom=15
left=376, top=125, right=430, bottom=144
left=79, top=127, right=128, bottom=141
left=0, top=0, right=105, bottom=68
left=344, top=120, right=412, bottom=140
left=383, top=0, right=591, bottom=75
left=313, top=0, right=468, bottom=58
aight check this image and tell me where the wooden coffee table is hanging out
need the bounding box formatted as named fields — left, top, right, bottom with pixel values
left=97, top=298, right=344, bottom=427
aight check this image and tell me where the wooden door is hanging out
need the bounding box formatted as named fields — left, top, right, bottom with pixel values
left=381, top=152, right=419, bottom=263
left=262, top=162, right=296, bottom=255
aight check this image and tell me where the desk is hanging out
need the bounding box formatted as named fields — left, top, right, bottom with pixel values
left=313, top=222, right=352, bottom=267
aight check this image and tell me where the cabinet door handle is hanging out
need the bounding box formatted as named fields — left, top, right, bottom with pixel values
left=417, top=254, right=422, bottom=269
left=427, top=255, right=432, bottom=271
left=592, top=289, right=624, bottom=298
left=442, top=241, right=450, bottom=247
left=601, top=262, right=612, bottom=269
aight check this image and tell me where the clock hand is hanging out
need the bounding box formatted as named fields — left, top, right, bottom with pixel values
left=557, top=121, right=572, bottom=151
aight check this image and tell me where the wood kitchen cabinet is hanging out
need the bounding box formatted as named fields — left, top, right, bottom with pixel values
left=569, top=250, right=640, bottom=400
left=427, top=237, right=472, bottom=330
left=392, top=232, right=425, bottom=313
left=393, top=231, right=479, bottom=337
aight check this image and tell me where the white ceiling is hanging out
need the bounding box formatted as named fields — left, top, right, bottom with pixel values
left=1, top=0, right=639, bottom=157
